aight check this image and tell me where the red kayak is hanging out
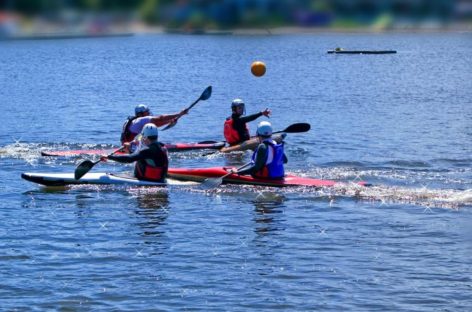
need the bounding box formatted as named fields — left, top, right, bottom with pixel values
left=168, top=167, right=369, bottom=188
left=41, top=141, right=225, bottom=157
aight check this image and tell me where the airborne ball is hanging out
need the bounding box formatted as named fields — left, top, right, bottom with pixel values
left=251, top=61, right=266, bottom=77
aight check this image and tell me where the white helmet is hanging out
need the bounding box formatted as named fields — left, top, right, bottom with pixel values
left=257, top=121, right=273, bottom=137
left=231, top=98, right=245, bottom=108
left=135, top=104, right=150, bottom=115
left=231, top=99, right=245, bottom=115
left=141, top=123, right=158, bottom=139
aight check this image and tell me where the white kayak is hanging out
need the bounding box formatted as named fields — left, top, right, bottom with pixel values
left=21, top=172, right=196, bottom=187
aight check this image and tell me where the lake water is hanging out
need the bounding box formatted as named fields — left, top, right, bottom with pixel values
left=1, top=33, right=471, bottom=311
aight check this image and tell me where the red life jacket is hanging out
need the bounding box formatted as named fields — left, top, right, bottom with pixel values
left=136, top=165, right=165, bottom=181
left=121, top=116, right=138, bottom=144
left=224, top=117, right=249, bottom=145
left=134, top=143, right=168, bottom=182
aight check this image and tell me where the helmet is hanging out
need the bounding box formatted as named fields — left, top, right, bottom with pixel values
left=231, top=98, right=245, bottom=108
left=135, top=104, right=150, bottom=115
left=256, top=121, right=273, bottom=137
left=231, top=98, right=245, bottom=115
left=141, top=123, right=158, bottom=139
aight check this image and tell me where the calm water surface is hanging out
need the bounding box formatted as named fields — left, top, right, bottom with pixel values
left=1, top=33, right=471, bottom=311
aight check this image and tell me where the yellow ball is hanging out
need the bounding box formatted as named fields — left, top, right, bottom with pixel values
left=251, top=61, right=266, bottom=77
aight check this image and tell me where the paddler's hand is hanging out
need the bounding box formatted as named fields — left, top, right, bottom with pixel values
left=180, top=108, right=189, bottom=116
left=229, top=169, right=240, bottom=175
left=168, top=118, right=178, bottom=126
left=123, top=143, right=131, bottom=154
left=100, top=155, right=108, bottom=162
left=261, top=108, right=271, bottom=117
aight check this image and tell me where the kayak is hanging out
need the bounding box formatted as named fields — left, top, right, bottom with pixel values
left=168, top=167, right=369, bottom=188
left=220, top=133, right=285, bottom=153
left=327, top=50, right=397, bottom=54
left=21, top=172, right=194, bottom=187
left=22, top=168, right=369, bottom=188
left=41, top=141, right=226, bottom=157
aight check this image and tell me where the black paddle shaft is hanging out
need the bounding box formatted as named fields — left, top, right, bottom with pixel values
left=162, top=86, right=212, bottom=131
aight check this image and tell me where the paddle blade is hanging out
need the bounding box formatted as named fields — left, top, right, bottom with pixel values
left=282, top=123, right=311, bottom=133
left=74, top=160, right=96, bottom=180
left=200, top=177, right=224, bottom=189
left=200, top=86, right=212, bottom=101
left=197, top=140, right=219, bottom=144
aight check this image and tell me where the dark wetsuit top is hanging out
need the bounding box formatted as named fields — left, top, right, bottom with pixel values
left=231, top=112, right=264, bottom=143
left=108, top=142, right=168, bottom=182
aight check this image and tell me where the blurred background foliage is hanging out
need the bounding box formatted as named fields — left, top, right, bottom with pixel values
left=1, top=0, right=471, bottom=35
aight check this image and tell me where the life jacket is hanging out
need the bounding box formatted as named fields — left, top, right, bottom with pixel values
left=134, top=143, right=168, bottom=182
left=121, top=116, right=138, bottom=145
left=252, top=139, right=285, bottom=179
left=224, top=117, right=249, bottom=146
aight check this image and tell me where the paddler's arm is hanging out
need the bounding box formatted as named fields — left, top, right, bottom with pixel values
left=237, top=144, right=268, bottom=175
left=150, top=108, right=189, bottom=127
left=238, top=108, right=271, bottom=123
left=101, top=148, right=150, bottom=163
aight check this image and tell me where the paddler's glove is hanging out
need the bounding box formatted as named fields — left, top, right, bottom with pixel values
left=261, top=108, right=271, bottom=117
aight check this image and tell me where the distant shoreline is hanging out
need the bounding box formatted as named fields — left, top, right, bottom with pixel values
left=137, top=25, right=472, bottom=35
left=1, top=25, right=469, bottom=41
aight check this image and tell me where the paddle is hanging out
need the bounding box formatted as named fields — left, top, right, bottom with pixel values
left=202, top=122, right=311, bottom=156
left=162, top=86, right=212, bottom=131
left=272, top=122, right=311, bottom=134
left=201, top=162, right=253, bottom=189
left=202, top=123, right=312, bottom=143
left=74, top=147, right=123, bottom=180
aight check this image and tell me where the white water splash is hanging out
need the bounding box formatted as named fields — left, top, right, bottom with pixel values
left=194, top=181, right=471, bottom=209
left=327, top=183, right=472, bottom=209
left=290, top=166, right=472, bottom=208
left=0, top=142, right=45, bottom=165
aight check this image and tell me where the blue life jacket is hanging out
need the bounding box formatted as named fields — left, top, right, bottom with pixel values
left=252, top=139, right=285, bottom=179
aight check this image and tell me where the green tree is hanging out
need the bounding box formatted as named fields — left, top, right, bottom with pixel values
left=140, top=0, right=159, bottom=24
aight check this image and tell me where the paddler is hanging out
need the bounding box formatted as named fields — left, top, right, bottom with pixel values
left=235, top=121, right=287, bottom=180
left=224, top=99, right=271, bottom=146
left=121, top=104, right=189, bottom=150
left=103, top=123, right=168, bottom=182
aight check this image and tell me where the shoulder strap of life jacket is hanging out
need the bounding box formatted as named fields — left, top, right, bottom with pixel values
left=121, top=116, right=137, bottom=144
